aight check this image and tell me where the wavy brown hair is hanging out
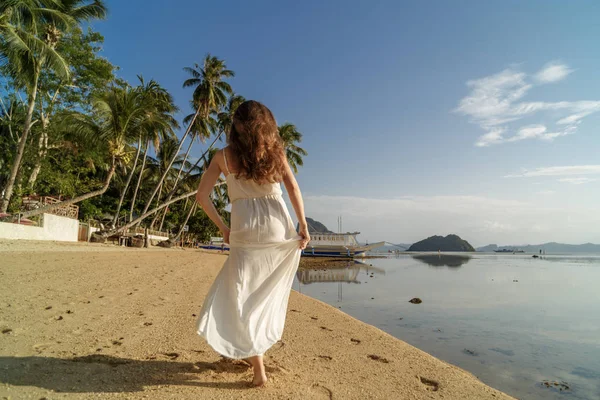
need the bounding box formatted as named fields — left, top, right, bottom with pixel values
left=227, top=100, right=285, bottom=183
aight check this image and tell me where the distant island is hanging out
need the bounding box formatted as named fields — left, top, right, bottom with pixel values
left=476, top=243, right=600, bottom=254
left=408, top=234, right=475, bottom=252
left=299, top=217, right=334, bottom=234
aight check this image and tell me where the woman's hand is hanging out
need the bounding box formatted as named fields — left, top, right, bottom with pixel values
left=298, top=224, right=310, bottom=250
left=221, top=227, right=231, bottom=244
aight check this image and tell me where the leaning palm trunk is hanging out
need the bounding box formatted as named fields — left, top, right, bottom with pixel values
left=19, top=157, right=117, bottom=219
left=129, top=139, right=150, bottom=222
left=139, top=103, right=202, bottom=221
left=155, top=130, right=223, bottom=227
left=112, top=137, right=142, bottom=226
left=114, top=189, right=199, bottom=236
left=1, top=68, right=40, bottom=213
left=149, top=183, right=165, bottom=229
left=174, top=202, right=196, bottom=241
left=157, top=138, right=195, bottom=231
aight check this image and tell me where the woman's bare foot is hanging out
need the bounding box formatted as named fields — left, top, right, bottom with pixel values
left=246, top=355, right=268, bottom=387
left=252, top=370, right=268, bottom=387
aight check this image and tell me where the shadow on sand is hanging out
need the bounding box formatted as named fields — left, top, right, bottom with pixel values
left=0, top=354, right=260, bottom=394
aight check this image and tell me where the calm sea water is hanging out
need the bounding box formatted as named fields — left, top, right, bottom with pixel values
left=293, top=253, right=600, bottom=400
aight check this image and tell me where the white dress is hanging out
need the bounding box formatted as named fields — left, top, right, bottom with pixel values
left=196, top=151, right=302, bottom=359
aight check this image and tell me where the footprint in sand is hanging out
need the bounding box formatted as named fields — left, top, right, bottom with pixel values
left=309, top=383, right=334, bottom=400
left=367, top=354, right=390, bottom=363
left=33, top=343, right=53, bottom=353
left=418, top=376, right=439, bottom=391
left=162, top=352, right=179, bottom=359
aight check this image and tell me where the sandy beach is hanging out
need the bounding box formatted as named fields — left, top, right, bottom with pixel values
left=0, top=240, right=513, bottom=399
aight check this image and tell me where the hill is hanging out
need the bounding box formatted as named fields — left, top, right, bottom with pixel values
left=299, top=217, right=334, bottom=234
left=477, top=242, right=600, bottom=253
left=408, top=234, right=475, bottom=252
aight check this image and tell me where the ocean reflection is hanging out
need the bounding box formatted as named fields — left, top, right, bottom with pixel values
left=296, top=262, right=385, bottom=284
left=412, top=254, right=471, bottom=268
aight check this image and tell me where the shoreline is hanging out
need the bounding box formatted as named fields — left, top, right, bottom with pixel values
left=0, top=240, right=513, bottom=399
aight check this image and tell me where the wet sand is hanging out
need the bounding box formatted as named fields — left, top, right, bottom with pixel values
left=0, top=240, right=513, bottom=399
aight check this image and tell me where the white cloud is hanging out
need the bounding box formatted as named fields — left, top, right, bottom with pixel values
left=558, top=177, right=597, bottom=185
left=505, top=165, right=600, bottom=178
left=534, top=62, right=574, bottom=83
left=300, top=194, right=600, bottom=246
left=456, top=63, right=600, bottom=147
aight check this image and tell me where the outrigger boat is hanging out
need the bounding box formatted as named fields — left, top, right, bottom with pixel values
left=301, top=231, right=384, bottom=258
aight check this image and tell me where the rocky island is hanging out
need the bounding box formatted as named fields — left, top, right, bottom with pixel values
left=408, top=234, right=475, bottom=252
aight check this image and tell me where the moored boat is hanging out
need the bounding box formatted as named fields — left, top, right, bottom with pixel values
left=301, top=231, right=384, bottom=258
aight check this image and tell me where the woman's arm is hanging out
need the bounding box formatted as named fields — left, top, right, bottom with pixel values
left=195, top=151, right=230, bottom=243
left=282, top=156, right=310, bottom=249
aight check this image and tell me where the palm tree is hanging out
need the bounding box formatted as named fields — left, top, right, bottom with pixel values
left=278, top=123, right=308, bottom=173
left=112, top=77, right=178, bottom=226
left=137, top=54, right=234, bottom=223
left=0, top=0, right=107, bottom=212
left=20, top=85, right=155, bottom=219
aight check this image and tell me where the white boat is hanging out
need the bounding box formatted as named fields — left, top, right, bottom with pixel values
left=302, top=231, right=384, bottom=258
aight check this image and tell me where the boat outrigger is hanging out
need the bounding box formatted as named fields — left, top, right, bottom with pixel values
left=301, top=231, right=384, bottom=258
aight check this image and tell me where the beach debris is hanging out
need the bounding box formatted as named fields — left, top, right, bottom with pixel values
left=90, top=232, right=106, bottom=243
left=409, top=298, right=422, bottom=304
left=56, top=316, right=63, bottom=321
left=318, top=355, right=333, bottom=360
left=112, top=340, right=122, bottom=346
left=143, top=322, right=153, bottom=326
left=320, top=326, right=333, bottom=332
left=2, top=328, right=12, bottom=334
left=371, top=297, right=375, bottom=300
left=532, top=255, right=539, bottom=258
left=192, top=314, right=197, bottom=317
left=463, top=348, right=479, bottom=356
left=310, top=316, right=318, bottom=320
left=367, top=354, right=390, bottom=363
left=66, top=310, right=73, bottom=314
left=163, top=352, right=179, bottom=359
left=513, top=280, right=518, bottom=282
left=541, top=380, right=570, bottom=392
left=157, top=239, right=173, bottom=248
left=350, top=338, right=361, bottom=344
left=45, top=306, right=52, bottom=310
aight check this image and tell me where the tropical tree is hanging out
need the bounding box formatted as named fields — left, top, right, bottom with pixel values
left=19, top=84, right=167, bottom=219
left=137, top=54, right=234, bottom=224
left=112, top=77, right=178, bottom=225
left=278, top=123, right=308, bottom=173
left=28, top=26, right=116, bottom=189
left=0, top=0, right=108, bottom=213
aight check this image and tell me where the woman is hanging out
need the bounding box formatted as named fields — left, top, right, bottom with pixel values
left=195, top=100, right=310, bottom=387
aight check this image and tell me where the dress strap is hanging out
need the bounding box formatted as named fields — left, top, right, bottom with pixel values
left=223, top=148, right=231, bottom=175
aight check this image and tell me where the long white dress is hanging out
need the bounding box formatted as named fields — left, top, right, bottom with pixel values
left=196, top=151, right=302, bottom=359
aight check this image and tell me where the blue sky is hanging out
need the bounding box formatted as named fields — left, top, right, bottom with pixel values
left=96, top=1, right=600, bottom=246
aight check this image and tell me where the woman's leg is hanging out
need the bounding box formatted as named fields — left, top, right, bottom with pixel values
left=246, top=355, right=267, bottom=386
